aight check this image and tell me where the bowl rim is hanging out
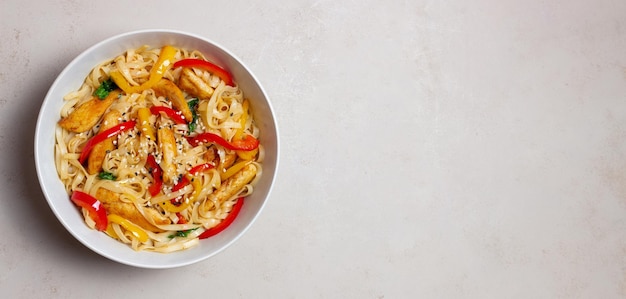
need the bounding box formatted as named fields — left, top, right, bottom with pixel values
left=34, top=29, right=280, bottom=268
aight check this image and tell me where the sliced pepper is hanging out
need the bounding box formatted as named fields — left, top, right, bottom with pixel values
left=146, top=154, right=163, bottom=196
left=161, top=163, right=213, bottom=213
left=172, top=176, right=190, bottom=192
left=173, top=58, right=234, bottom=86
left=176, top=213, right=188, bottom=224
left=234, top=100, right=258, bottom=160
left=107, top=214, right=149, bottom=243
left=237, top=147, right=258, bottom=161
left=221, top=160, right=251, bottom=180
left=105, top=224, right=119, bottom=240
left=70, top=190, right=108, bottom=231
left=189, top=162, right=215, bottom=175
left=162, top=176, right=191, bottom=213
left=198, top=197, right=244, bottom=239
left=189, top=176, right=203, bottom=202
left=186, top=132, right=259, bottom=151
left=110, top=45, right=177, bottom=94
left=161, top=198, right=190, bottom=213
left=137, top=107, right=156, bottom=141
left=171, top=162, right=216, bottom=192
left=78, top=120, right=136, bottom=164
left=174, top=163, right=214, bottom=194
left=150, top=106, right=188, bottom=124
left=234, top=100, right=249, bottom=141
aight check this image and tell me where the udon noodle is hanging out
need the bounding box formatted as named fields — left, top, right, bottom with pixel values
left=55, top=45, right=262, bottom=252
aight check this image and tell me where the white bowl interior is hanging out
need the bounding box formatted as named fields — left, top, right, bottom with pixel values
left=34, top=30, right=279, bottom=269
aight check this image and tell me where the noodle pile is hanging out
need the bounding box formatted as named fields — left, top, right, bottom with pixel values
left=55, top=45, right=262, bottom=253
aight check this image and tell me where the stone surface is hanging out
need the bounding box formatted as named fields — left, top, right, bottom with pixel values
left=1, top=0, right=626, bottom=297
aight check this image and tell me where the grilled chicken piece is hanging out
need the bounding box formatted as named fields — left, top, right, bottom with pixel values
left=204, top=164, right=256, bottom=211
left=94, top=187, right=120, bottom=205
left=157, top=126, right=178, bottom=184
left=95, top=188, right=170, bottom=232
left=152, top=79, right=193, bottom=121
left=86, top=110, right=121, bottom=174
left=178, top=68, right=214, bottom=100
left=58, top=90, right=120, bottom=133
left=203, top=146, right=219, bottom=166
left=203, top=147, right=237, bottom=170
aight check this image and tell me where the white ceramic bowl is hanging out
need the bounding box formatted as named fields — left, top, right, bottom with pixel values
left=34, top=29, right=279, bottom=268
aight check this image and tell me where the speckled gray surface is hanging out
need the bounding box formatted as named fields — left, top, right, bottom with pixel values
left=2, top=0, right=626, bottom=297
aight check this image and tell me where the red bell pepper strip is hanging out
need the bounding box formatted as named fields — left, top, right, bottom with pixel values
left=173, top=58, right=234, bottom=86
left=189, top=162, right=215, bottom=175
left=171, top=176, right=190, bottom=192
left=150, top=106, right=187, bottom=125
left=176, top=213, right=188, bottom=224
left=70, top=190, right=108, bottom=231
left=186, top=133, right=259, bottom=151
left=78, top=120, right=136, bottom=164
left=198, top=197, right=244, bottom=239
left=170, top=163, right=214, bottom=194
left=146, top=154, right=163, bottom=196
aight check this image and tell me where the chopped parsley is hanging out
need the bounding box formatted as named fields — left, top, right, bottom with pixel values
left=98, top=171, right=117, bottom=181
left=168, top=228, right=198, bottom=239
left=94, top=79, right=118, bottom=99
left=187, top=98, right=199, bottom=134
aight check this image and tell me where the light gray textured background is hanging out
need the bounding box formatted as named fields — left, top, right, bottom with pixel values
left=1, top=0, right=626, bottom=298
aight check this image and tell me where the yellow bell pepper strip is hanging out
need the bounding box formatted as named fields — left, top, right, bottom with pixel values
left=107, top=214, right=149, bottom=243
left=70, top=190, right=108, bottom=231
left=186, top=163, right=211, bottom=203
left=109, top=45, right=177, bottom=94
left=234, top=100, right=249, bottom=140
left=79, top=120, right=137, bottom=164
left=237, top=147, right=258, bottom=161
left=109, top=71, right=137, bottom=94
left=173, top=58, right=234, bottom=86
left=189, top=177, right=203, bottom=201
left=161, top=197, right=190, bottom=213
left=221, top=160, right=251, bottom=180
left=198, top=197, right=244, bottom=239
left=137, top=107, right=155, bottom=141
left=105, top=224, right=119, bottom=240
left=186, top=132, right=259, bottom=151
left=160, top=178, right=193, bottom=213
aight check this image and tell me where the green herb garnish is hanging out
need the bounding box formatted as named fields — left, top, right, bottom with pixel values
left=98, top=171, right=117, bottom=181
left=187, top=98, right=199, bottom=133
left=168, top=228, right=199, bottom=239
left=94, top=79, right=118, bottom=99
